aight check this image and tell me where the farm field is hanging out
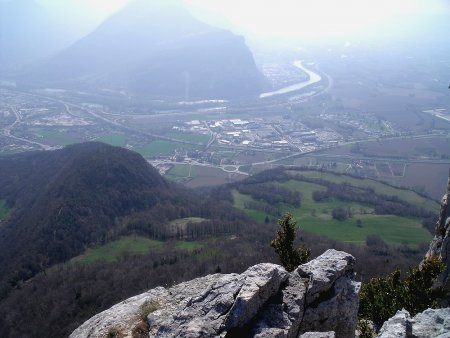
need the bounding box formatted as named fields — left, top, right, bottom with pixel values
left=69, top=235, right=204, bottom=265
left=186, top=165, right=246, bottom=187
left=382, top=162, right=449, bottom=201
left=70, top=236, right=164, bottom=264
left=32, top=128, right=81, bottom=146
left=287, top=170, right=440, bottom=212
left=135, top=141, right=195, bottom=158
left=233, top=171, right=434, bottom=246
left=345, top=137, right=450, bottom=159
left=164, top=131, right=210, bottom=144
left=95, top=133, right=127, bottom=147
left=166, top=164, right=197, bottom=182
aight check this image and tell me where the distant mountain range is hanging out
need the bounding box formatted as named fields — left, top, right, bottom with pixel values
left=10, top=0, right=267, bottom=99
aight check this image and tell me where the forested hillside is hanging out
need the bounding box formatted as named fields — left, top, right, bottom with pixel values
left=0, top=142, right=243, bottom=300
left=0, top=143, right=440, bottom=338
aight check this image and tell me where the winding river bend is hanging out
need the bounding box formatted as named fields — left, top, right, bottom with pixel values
left=259, top=61, right=322, bottom=99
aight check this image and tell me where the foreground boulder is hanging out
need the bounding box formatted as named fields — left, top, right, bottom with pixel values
left=377, top=308, right=450, bottom=338
left=70, top=249, right=360, bottom=338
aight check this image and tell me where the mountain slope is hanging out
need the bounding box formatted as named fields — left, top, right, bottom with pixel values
left=27, top=0, right=266, bottom=99
left=0, top=0, right=75, bottom=70
left=0, top=142, right=194, bottom=298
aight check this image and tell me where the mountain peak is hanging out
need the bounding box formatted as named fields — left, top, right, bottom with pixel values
left=24, top=0, right=266, bottom=99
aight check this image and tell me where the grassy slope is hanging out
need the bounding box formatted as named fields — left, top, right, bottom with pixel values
left=70, top=236, right=164, bottom=264
left=233, top=175, right=433, bottom=246
left=70, top=236, right=204, bottom=264
left=287, top=170, right=439, bottom=212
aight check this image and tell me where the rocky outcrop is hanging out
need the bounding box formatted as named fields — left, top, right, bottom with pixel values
left=425, top=171, right=450, bottom=297
left=412, top=308, right=450, bottom=337
left=377, top=308, right=450, bottom=338
left=70, top=249, right=360, bottom=338
left=377, top=309, right=412, bottom=338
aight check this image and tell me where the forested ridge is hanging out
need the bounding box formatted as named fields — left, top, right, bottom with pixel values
left=0, top=143, right=244, bottom=300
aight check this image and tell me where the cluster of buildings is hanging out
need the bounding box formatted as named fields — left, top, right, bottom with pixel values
left=180, top=117, right=345, bottom=153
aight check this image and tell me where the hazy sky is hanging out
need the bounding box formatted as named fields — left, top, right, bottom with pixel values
left=35, top=0, right=450, bottom=39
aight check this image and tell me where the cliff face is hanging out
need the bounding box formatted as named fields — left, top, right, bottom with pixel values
left=70, top=249, right=360, bottom=338
left=426, top=171, right=450, bottom=294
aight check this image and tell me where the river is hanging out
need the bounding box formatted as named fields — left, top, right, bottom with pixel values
left=259, top=61, right=322, bottom=99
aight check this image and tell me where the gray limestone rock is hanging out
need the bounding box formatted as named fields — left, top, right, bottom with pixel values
left=377, top=309, right=412, bottom=338
left=295, top=249, right=356, bottom=304
left=296, top=249, right=360, bottom=338
left=412, top=308, right=450, bottom=338
left=70, top=287, right=168, bottom=338
left=300, top=276, right=360, bottom=338
left=253, top=250, right=359, bottom=338
left=225, top=263, right=289, bottom=329
left=70, top=251, right=360, bottom=338
left=299, top=332, right=336, bottom=338
left=251, top=273, right=308, bottom=338
left=378, top=308, right=450, bottom=338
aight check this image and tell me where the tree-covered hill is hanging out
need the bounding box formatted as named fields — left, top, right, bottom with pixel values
left=0, top=142, right=201, bottom=299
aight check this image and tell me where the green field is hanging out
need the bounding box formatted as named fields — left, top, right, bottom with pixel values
left=70, top=236, right=204, bottom=264
left=165, top=131, right=210, bottom=144
left=34, top=129, right=79, bottom=145
left=174, top=241, right=203, bottom=252
left=170, top=217, right=207, bottom=226
left=0, top=200, right=11, bottom=220
left=233, top=174, right=433, bottom=246
left=167, top=164, right=197, bottom=179
left=70, top=236, right=164, bottom=264
left=287, top=170, right=440, bottom=212
left=135, top=141, right=196, bottom=158
left=96, top=133, right=127, bottom=147
left=166, top=217, right=208, bottom=237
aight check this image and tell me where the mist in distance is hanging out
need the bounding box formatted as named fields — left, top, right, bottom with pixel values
left=33, top=0, right=450, bottom=42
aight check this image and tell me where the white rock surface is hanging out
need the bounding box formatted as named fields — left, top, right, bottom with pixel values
left=377, top=309, right=412, bottom=338
left=378, top=308, right=450, bottom=338
left=299, top=332, right=336, bottom=338
left=412, top=308, right=450, bottom=338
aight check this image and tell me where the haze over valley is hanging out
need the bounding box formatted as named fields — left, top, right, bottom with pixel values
left=0, top=1, right=450, bottom=337
left=1, top=0, right=449, bottom=199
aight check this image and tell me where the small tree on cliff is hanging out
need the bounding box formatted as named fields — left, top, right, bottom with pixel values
left=271, top=213, right=310, bottom=272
